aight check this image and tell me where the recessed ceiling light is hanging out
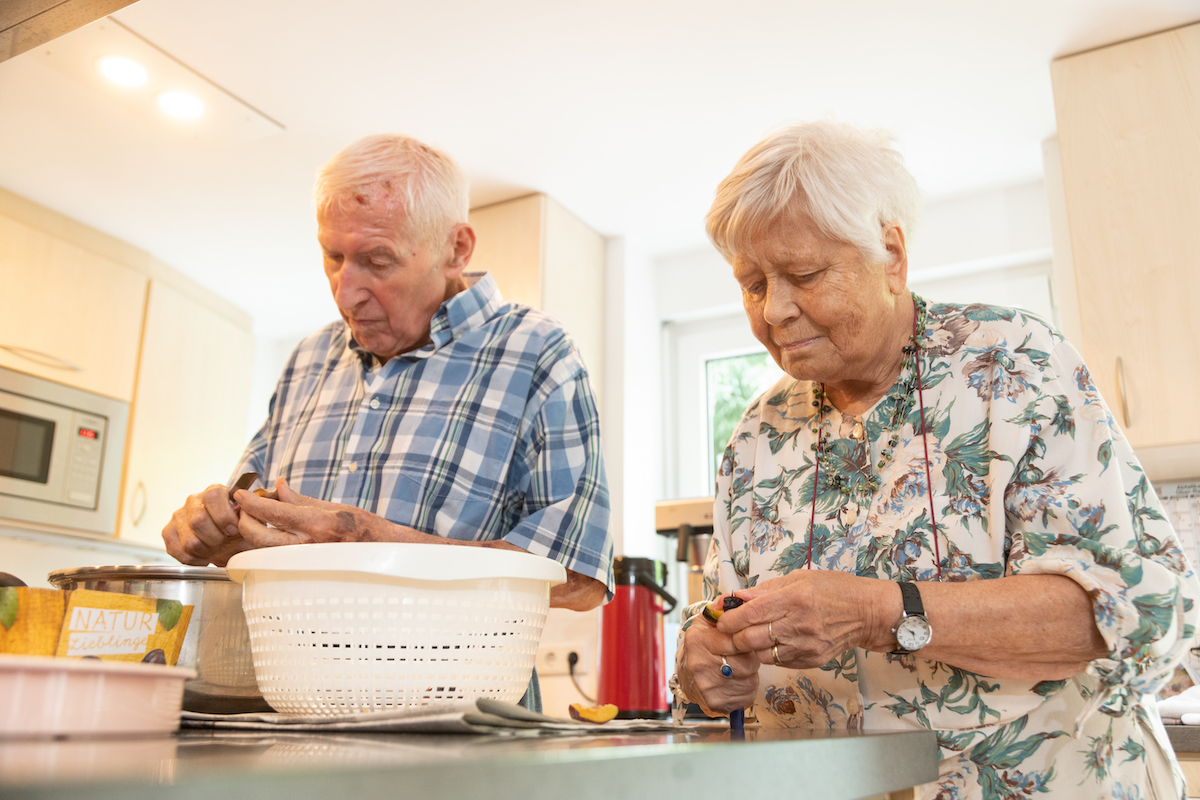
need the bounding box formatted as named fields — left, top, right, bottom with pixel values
left=157, top=91, right=204, bottom=119
left=97, top=55, right=147, bottom=86
left=34, top=18, right=283, bottom=142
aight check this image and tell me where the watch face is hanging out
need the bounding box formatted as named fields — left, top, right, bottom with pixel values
left=896, top=615, right=932, bottom=652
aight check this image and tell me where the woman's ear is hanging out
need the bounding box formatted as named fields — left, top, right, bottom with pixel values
left=882, top=223, right=908, bottom=295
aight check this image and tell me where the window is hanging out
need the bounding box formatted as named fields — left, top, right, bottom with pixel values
left=663, top=313, right=783, bottom=498
left=705, top=352, right=781, bottom=488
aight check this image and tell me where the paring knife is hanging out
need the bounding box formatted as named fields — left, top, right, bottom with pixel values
left=229, top=471, right=259, bottom=501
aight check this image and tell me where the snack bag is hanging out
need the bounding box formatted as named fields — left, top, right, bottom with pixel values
left=54, top=589, right=193, bottom=664
left=0, top=586, right=192, bottom=665
left=0, top=586, right=68, bottom=656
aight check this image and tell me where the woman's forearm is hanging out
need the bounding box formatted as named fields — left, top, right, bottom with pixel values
left=864, top=574, right=1108, bottom=680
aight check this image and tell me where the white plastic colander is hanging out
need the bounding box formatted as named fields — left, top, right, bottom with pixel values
left=225, top=542, right=566, bottom=715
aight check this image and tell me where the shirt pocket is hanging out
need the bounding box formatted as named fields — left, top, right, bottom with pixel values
left=394, top=471, right=502, bottom=542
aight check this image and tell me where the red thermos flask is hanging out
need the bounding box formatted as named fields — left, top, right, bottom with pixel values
left=597, top=557, right=677, bottom=719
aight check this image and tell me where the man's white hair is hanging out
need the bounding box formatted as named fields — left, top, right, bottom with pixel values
left=314, top=133, right=470, bottom=247
left=706, top=120, right=922, bottom=265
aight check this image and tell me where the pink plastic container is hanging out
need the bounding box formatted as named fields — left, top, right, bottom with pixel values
left=0, top=654, right=194, bottom=737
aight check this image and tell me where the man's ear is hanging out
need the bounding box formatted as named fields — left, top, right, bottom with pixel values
left=882, top=223, right=908, bottom=296
left=444, top=223, right=476, bottom=278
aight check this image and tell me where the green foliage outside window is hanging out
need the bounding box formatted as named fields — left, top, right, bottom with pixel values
left=706, top=351, right=782, bottom=489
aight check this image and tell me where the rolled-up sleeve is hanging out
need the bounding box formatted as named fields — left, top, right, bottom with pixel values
left=1006, top=340, right=1200, bottom=718
left=502, top=354, right=613, bottom=597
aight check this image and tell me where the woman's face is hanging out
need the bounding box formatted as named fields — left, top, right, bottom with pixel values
left=731, top=209, right=909, bottom=391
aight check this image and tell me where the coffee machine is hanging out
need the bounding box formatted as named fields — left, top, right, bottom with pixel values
left=655, top=497, right=715, bottom=606
left=655, top=498, right=716, bottom=720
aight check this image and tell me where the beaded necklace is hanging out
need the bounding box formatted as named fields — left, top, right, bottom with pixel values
left=804, top=295, right=943, bottom=579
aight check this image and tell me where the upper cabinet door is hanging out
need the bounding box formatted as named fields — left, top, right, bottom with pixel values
left=468, top=194, right=606, bottom=411
left=1051, top=23, right=1200, bottom=451
left=0, top=215, right=147, bottom=402
left=117, top=281, right=254, bottom=548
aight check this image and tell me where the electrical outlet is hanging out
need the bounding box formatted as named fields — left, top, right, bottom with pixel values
left=536, top=646, right=584, bottom=677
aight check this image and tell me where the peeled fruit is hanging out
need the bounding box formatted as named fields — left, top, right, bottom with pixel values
left=569, top=703, right=619, bottom=723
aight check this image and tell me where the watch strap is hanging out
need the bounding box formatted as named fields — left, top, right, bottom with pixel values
left=898, top=581, right=924, bottom=617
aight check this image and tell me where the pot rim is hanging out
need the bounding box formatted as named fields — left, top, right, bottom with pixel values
left=47, top=564, right=231, bottom=584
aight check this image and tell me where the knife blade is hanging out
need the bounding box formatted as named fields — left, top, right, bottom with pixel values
left=229, top=471, right=259, bottom=501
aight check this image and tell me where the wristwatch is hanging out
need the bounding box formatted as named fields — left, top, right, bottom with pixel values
left=890, top=581, right=932, bottom=655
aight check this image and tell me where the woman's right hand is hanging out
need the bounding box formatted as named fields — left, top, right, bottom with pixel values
left=677, top=612, right=760, bottom=716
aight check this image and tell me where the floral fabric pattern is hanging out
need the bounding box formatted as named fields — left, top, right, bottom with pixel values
left=680, top=299, right=1198, bottom=800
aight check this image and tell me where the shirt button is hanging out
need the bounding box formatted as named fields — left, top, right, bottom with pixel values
left=347, top=462, right=358, bottom=473
left=369, top=398, right=380, bottom=410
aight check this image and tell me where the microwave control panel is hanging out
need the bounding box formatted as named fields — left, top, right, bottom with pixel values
left=63, top=411, right=107, bottom=508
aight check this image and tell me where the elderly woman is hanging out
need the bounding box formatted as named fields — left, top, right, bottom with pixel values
left=673, top=120, right=1199, bottom=799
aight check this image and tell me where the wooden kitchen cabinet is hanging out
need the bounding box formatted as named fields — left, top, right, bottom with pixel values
left=1050, top=23, right=1200, bottom=457
left=117, top=281, right=254, bottom=547
left=0, top=213, right=146, bottom=402
left=468, top=194, right=606, bottom=409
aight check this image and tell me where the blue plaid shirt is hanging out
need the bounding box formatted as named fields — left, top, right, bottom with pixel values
left=233, top=273, right=613, bottom=592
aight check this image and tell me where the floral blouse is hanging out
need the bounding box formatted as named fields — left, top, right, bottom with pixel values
left=680, top=299, right=1199, bottom=800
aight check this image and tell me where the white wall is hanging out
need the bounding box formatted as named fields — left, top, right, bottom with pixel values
left=247, top=333, right=307, bottom=442
left=613, top=238, right=663, bottom=561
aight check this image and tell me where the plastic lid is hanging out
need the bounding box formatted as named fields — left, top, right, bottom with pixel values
left=225, top=542, right=568, bottom=586
left=0, top=654, right=196, bottom=680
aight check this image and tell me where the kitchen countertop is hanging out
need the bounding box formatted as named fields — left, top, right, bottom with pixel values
left=1, top=724, right=938, bottom=800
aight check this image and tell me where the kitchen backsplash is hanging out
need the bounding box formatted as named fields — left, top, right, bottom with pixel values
left=0, top=525, right=175, bottom=588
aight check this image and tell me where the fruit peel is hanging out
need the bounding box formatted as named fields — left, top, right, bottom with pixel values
left=569, top=703, right=619, bottom=723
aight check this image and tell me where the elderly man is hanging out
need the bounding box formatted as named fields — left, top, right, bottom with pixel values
left=162, top=133, right=612, bottom=615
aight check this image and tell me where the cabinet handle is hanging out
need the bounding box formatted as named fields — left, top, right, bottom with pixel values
left=131, top=481, right=147, bottom=527
left=1115, top=356, right=1132, bottom=429
left=0, top=343, right=84, bottom=372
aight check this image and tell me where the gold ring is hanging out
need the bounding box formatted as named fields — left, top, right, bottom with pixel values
left=768, top=621, right=778, bottom=645
left=772, top=644, right=782, bottom=667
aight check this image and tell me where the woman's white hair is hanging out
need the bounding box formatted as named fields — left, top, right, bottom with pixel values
left=314, top=133, right=469, bottom=247
left=706, top=120, right=922, bottom=265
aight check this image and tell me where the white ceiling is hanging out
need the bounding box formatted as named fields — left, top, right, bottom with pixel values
left=1, top=0, right=1198, bottom=340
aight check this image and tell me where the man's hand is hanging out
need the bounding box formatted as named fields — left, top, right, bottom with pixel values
left=233, top=477, right=608, bottom=611
left=233, top=478, right=387, bottom=546
left=162, top=484, right=255, bottom=567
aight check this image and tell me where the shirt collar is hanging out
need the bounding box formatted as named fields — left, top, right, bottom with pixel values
left=344, top=272, right=505, bottom=366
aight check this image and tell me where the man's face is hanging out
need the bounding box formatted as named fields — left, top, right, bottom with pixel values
left=318, top=192, right=463, bottom=362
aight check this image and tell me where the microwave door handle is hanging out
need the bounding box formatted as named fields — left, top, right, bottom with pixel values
left=131, top=481, right=147, bottom=527
left=0, top=344, right=84, bottom=372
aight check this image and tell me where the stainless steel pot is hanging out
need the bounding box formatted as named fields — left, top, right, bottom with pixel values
left=47, top=564, right=270, bottom=713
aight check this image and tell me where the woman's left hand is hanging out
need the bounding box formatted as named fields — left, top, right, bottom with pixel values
left=715, top=571, right=892, bottom=669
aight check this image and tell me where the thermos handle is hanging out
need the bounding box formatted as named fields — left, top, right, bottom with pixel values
left=636, top=573, right=677, bottom=614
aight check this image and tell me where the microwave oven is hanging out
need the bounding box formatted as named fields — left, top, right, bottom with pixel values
left=0, top=366, right=129, bottom=536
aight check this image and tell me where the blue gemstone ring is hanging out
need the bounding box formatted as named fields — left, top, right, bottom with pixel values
left=720, top=657, right=733, bottom=678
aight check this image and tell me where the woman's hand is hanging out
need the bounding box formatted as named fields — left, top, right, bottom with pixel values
left=677, top=607, right=760, bottom=716
left=715, top=571, right=893, bottom=670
